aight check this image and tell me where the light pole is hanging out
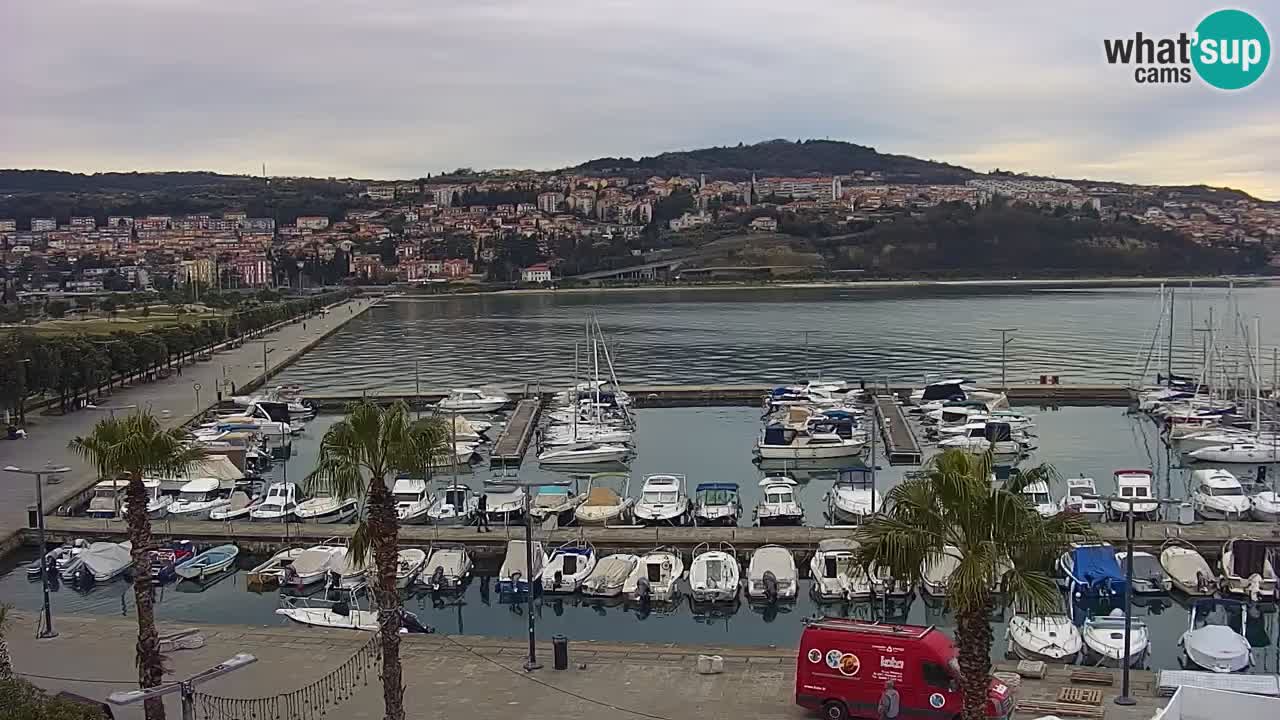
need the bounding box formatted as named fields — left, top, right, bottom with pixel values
left=483, top=476, right=570, bottom=671
left=415, top=360, right=421, bottom=419
left=6, top=463, right=72, bottom=639
left=108, top=653, right=258, bottom=720
left=193, top=382, right=202, bottom=418
left=992, top=328, right=1017, bottom=392
left=260, top=340, right=274, bottom=384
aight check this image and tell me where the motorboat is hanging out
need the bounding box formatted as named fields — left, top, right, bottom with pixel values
left=541, top=540, right=597, bottom=593
left=379, top=548, right=427, bottom=589
left=276, top=588, right=431, bottom=633
left=280, top=545, right=346, bottom=588
left=1082, top=609, right=1150, bottom=667
left=1020, top=481, right=1056, bottom=518
left=1107, top=470, right=1159, bottom=521
left=869, top=563, right=913, bottom=598
left=421, top=544, right=472, bottom=592
left=1180, top=598, right=1253, bottom=672
left=85, top=479, right=128, bottom=519
left=581, top=553, right=639, bottom=597
left=1191, top=469, right=1252, bottom=521
left=527, top=485, right=584, bottom=526
left=76, top=540, right=134, bottom=583
left=27, top=539, right=89, bottom=579
left=250, top=482, right=303, bottom=521
left=1251, top=490, right=1280, bottom=522
left=166, top=478, right=234, bottom=521
left=825, top=467, right=879, bottom=525
left=393, top=477, right=432, bottom=525
left=1114, top=551, right=1170, bottom=594
left=437, top=387, right=509, bottom=413
left=1058, top=477, right=1106, bottom=522
left=540, top=424, right=634, bottom=447
left=937, top=422, right=1028, bottom=464
left=624, top=548, right=685, bottom=603
left=426, top=484, right=478, bottom=526
left=537, top=442, right=631, bottom=466
left=1006, top=614, right=1083, bottom=663
left=1176, top=429, right=1280, bottom=454
left=1059, top=543, right=1127, bottom=599
left=150, top=541, right=196, bottom=583
left=573, top=472, right=635, bottom=526
left=920, top=545, right=963, bottom=598
left=692, top=483, right=742, bottom=527
left=1188, top=442, right=1280, bottom=464
left=482, top=487, right=527, bottom=525
left=688, top=542, right=740, bottom=603
left=1159, top=539, right=1217, bottom=596
left=430, top=442, right=479, bottom=469
left=232, top=387, right=316, bottom=418
left=809, top=538, right=872, bottom=602
left=497, top=540, right=544, bottom=594
left=331, top=548, right=373, bottom=590
left=754, top=477, right=804, bottom=526
left=294, top=492, right=360, bottom=524
left=745, top=545, right=797, bottom=603
left=443, top=415, right=489, bottom=443
left=246, top=548, right=307, bottom=589
left=911, top=379, right=1007, bottom=408
left=209, top=490, right=261, bottom=521
left=1219, top=538, right=1277, bottom=600
left=755, top=423, right=866, bottom=460
left=633, top=474, right=691, bottom=526
left=175, top=544, right=239, bottom=581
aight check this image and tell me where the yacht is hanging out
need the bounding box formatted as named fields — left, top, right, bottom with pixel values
left=1006, top=614, right=1083, bottom=663
left=1107, top=470, right=1159, bottom=521
left=482, top=487, right=527, bottom=526
left=537, top=442, right=631, bottom=466
left=1019, top=480, right=1056, bottom=518
left=1190, top=469, right=1252, bottom=521
left=633, top=474, right=691, bottom=526
left=426, top=484, right=478, bottom=526
left=250, top=482, right=303, bottom=521
left=825, top=467, right=879, bottom=525
left=1176, top=429, right=1280, bottom=454
left=810, top=538, right=872, bottom=602
left=527, top=484, right=585, bottom=526
left=1058, top=477, right=1105, bottom=522
left=293, top=492, right=360, bottom=524
left=755, top=423, right=866, bottom=460
left=911, top=379, right=1007, bottom=409
left=1219, top=538, right=1277, bottom=600
left=167, top=478, right=234, bottom=520
left=541, top=540, right=597, bottom=593
left=393, top=477, right=432, bottom=525
left=573, top=472, right=635, bottom=526
left=421, top=543, right=472, bottom=592
left=85, top=479, right=129, bottom=519
left=745, top=545, right=798, bottom=603
left=1180, top=598, right=1253, bottom=673
left=209, top=488, right=262, bottom=521
left=1188, top=442, right=1280, bottom=464
left=692, top=483, right=742, bottom=526
left=624, top=548, right=685, bottom=603
left=437, top=388, right=510, bottom=413
left=754, top=477, right=804, bottom=526
left=937, top=422, right=1028, bottom=464
left=497, top=540, right=544, bottom=594
left=688, top=542, right=740, bottom=604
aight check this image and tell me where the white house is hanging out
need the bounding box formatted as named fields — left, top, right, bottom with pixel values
left=521, top=263, right=553, bottom=283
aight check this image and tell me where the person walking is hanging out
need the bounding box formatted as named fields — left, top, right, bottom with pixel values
left=476, top=492, right=490, bottom=532
left=878, top=680, right=900, bottom=720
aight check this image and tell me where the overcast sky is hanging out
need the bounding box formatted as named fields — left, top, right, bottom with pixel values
left=3, top=1, right=1276, bottom=198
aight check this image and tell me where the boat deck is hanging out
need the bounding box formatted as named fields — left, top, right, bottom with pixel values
left=875, top=395, right=923, bottom=465
left=489, top=398, right=542, bottom=467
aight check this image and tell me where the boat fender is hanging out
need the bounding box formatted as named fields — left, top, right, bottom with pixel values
left=763, top=571, right=778, bottom=603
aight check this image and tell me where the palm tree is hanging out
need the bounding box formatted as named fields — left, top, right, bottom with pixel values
left=310, top=400, right=448, bottom=720
left=69, top=412, right=206, bottom=720
left=852, top=450, right=1094, bottom=720
left=0, top=603, right=13, bottom=681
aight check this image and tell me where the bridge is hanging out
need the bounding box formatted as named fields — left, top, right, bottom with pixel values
left=572, top=257, right=690, bottom=281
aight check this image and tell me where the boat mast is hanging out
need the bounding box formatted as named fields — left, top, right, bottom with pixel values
left=592, top=337, right=601, bottom=426
left=592, top=315, right=631, bottom=425
left=1167, top=286, right=1175, bottom=384
left=572, top=342, right=580, bottom=442
left=1254, top=316, right=1262, bottom=435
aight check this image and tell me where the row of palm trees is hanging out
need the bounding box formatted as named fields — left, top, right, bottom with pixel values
left=69, top=401, right=1086, bottom=720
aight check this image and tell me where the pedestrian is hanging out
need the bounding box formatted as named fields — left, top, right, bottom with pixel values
left=476, top=493, right=490, bottom=532
left=878, top=679, right=900, bottom=720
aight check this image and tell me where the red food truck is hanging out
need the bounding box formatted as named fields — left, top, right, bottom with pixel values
left=796, top=618, right=1015, bottom=720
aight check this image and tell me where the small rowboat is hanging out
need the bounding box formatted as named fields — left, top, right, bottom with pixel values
left=175, top=544, right=240, bottom=581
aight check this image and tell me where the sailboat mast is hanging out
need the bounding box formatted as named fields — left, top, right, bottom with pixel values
left=1255, top=316, right=1262, bottom=434
left=1167, top=286, right=1175, bottom=383
left=592, top=338, right=601, bottom=425
left=573, top=342, right=580, bottom=440
left=593, top=315, right=631, bottom=425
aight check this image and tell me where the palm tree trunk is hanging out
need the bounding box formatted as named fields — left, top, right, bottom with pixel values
left=368, top=477, right=405, bottom=720
left=0, top=628, right=13, bottom=681
left=124, top=475, right=166, bottom=720
left=955, top=598, right=993, bottom=720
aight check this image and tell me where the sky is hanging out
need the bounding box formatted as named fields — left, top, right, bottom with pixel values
left=2, top=1, right=1277, bottom=199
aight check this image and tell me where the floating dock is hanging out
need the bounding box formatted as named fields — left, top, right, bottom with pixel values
left=874, top=394, right=923, bottom=465
left=489, top=398, right=542, bottom=467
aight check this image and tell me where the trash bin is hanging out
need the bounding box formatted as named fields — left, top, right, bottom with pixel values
left=552, top=634, right=568, bottom=670
left=27, top=505, right=37, bottom=529
left=1178, top=502, right=1195, bottom=525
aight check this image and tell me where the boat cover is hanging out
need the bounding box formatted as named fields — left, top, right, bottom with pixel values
left=1070, top=546, right=1128, bottom=596
left=588, top=556, right=636, bottom=585
left=1230, top=539, right=1271, bottom=576
left=585, top=487, right=620, bottom=506
left=81, top=543, right=132, bottom=577
left=749, top=546, right=795, bottom=581
left=817, top=538, right=858, bottom=553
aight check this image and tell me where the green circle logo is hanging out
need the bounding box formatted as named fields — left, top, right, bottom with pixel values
left=1192, top=9, right=1270, bottom=90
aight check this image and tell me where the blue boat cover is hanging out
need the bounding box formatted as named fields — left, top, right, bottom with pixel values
left=1070, top=546, right=1127, bottom=596
left=696, top=482, right=739, bottom=492
left=837, top=467, right=874, bottom=483
left=821, top=410, right=859, bottom=421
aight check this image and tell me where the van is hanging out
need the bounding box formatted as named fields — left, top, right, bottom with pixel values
left=796, top=617, right=1014, bottom=720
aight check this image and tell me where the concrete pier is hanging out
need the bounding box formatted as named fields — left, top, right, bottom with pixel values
left=489, top=398, right=542, bottom=467
left=874, top=394, right=923, bottom=465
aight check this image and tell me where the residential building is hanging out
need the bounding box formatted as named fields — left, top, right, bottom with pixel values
left=749, top=216, right=779, bottom=232
left=0, top=219, right=15, bottom=232
left=69, top=216, right=96, bottom=231
left=105, top=216, right=134, bottom=229
left=364, top=185, right=396, bottom=201
left=233, top=257, right=272, bottom=287
left=296, top=216, right=331, bottom=231
left=31, top=218, right=56, bottom=232
left=537, top=191, right=565, bottom=213
left=442, top=258, right=472, bottom=278
left=521, top=262, right=553, bottom=283
left=179, top=257, right=217, bottom=286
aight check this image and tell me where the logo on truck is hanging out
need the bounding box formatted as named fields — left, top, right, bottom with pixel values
left=808, top=649, right=823, bottom=664
left=930, top=693, right=946, bottom=709
left=838, top=653, right=861, bottom=677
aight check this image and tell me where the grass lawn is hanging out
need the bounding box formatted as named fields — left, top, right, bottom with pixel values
left=19, top=307, right=230, bottom=336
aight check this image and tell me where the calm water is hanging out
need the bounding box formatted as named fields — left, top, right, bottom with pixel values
left=275, top=284, right=1280, bottom=392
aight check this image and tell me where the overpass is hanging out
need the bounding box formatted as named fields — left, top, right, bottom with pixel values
left=572, top=256, right=691, bottom=281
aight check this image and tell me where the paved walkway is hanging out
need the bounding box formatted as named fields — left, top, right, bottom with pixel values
left=0, top=298, right=376, bottom=541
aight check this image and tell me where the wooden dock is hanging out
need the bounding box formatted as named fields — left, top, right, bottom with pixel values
left=489, top=398, right=542, bottom=467
left=874, top=395, right=923, bottom=465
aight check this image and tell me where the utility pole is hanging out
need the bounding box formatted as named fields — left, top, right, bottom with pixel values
left=992, top=328, right=1018, bottom=392
left=6, top=463, right=72, bottom=638
left=260, top=341, right=274, bottom=385
left=108, top=654, right=258, bottom=719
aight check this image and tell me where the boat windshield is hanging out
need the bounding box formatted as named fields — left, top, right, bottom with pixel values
left=700, top=489, right=735, bottom=505
left=1120, top=486, right=1150, bottom=498
left=93, top=487, right=118, bottom=499
left=1195, top=603, right=1244, bottom=634
left=1068, top=486, right=1090, bottom=498
left=178, top=490, right=214, bottom=502
left=644, top=491, right=678, bottom=504
left=1209, top=486, right=1244, bottom=496
left=394, top=492, right=422, bottom=504
left=766, top=490, right=793, bottom=504
left=1026, top=492, right=1051, bottom=504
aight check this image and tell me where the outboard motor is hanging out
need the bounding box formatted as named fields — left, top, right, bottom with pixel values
left=763, top=570, right=779, bottom=604
left=635, top=576, right=652, bottom=605
left=430, top=566, right=446, bottom=592
left=552, top=570, right=564, bottom=592
left=74, top=565, right=95, bottom=589
left=400, top=610, right=433, bottom=635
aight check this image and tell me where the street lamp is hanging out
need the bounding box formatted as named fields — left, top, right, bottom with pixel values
left=108, top=653, right=258, bottom=720
left=482, top=476, right=570, bottom=671
left=193, top=382, right=202, bottom=417
left=991, top=328, right=1017, bottom=392
left=5, top=463, right=72, bottom=639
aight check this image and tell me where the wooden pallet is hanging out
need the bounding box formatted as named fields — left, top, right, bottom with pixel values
left=1070, top=669, right=1116, bottom=686
left=1015, top=660, right=1046, bottom=679
left=1058, top=687, right=1104, bottom=706
left=1016, top=700, right=1106, bottom=718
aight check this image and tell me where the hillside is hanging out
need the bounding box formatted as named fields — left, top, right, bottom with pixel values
left=573, top=139, right=976, bottom=183
left=0, top=170, right=261, bottom=194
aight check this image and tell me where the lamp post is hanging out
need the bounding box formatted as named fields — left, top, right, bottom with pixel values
left=991, top=328, right=1017, bottom=392
left=193, top=382, right=202, bottom=418
left=483, top=476, right=570, bottom=671
left=5, top=463, right=71, bottom=639
left=108, top=653, right=258, bottom=720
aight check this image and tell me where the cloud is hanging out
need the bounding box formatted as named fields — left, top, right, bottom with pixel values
left=1, top=0, right=1275, bottom=198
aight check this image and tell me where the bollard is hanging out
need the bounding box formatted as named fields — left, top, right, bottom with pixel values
left=552, top=635, right=569, bottom=670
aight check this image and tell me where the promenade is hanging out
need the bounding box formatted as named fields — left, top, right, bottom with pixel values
left=0, top=297, right=376, bottom=544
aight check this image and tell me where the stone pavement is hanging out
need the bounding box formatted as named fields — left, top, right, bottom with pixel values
left=0, top=297, right=376, bottom=542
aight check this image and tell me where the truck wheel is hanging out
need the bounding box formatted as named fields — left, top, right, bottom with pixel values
left=821, top=700, right=849, bottom=720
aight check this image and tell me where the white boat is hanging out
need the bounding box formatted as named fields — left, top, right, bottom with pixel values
left=1058, top=477, right=1106, bottom=522
left=573, top=472, right=635, bottom=526
left=537, top=442, right=631, bottom=466
left=443, top=415, right=488, bottom=443
left=1191, top=469, right=1252, bottom=521
left=275, top=589, right=433, bottom=633
left=1159, top=539, right=1217, bottom=596
left=688, top=542, right=740, bottom=603
left=175, top=544, right=239, bottom=580
left=754, top=477, right=804, bottom=526
left=246, top=548, right=307, bottom=588
left=430, top=442, right=478, bottom=469
left=497, top=540, right=544, bottom=594
left=27, top=539, right=89, bottom=579
left=1180, top=598, right=1253, bottom=673
left=1114, top=551, right=1170, bottom=594
left=1020, top=480, right=1056, bottom=518
left=1176, top=429, right=1280, bottom=454
left=826, top=468, right=879, bottom=525
left=1107, top=470, right=1159, bottom=521
left=911, top=379, right=1006, bottom=408
left=540, top=424, right=634, bottom=447
left=1006, top=614, right=1082, bottom=663
left=281, top=545, right=347, bottom=588
left=869, top=563, right=913, bottom=598
left=60, top=541, right=124, bottom=581
left=166, top=478, right=232, bottom=520
left=1082, top=609, right=1149, bottom=668
left=745, top=545, right=797, bottom=602
left=293, top=493, right=360, bottom=524
left=393, top=477, right=432, bottom=525
left=77, top=541, right=134, bottom=582
left=1251, top=490, right=1280, bottom=522
left=377, top=548, right=426, bottom=589
left=483, top=487, right=527, bottom=525
left=437, top=387, right=510, bottom=413
left=208, top=490, right=261, bottom=521
left=330, top=548, right=372, bottom=589
left=581, top=553, right=639, bottom=597
left=1188, top=442, right=1280, bottom=464
left=541, top=540, right=597, bottom=593
left=810, top=538, right=872, bottom=602
left=755, top=424, right=866, bottom=460
left=1219, top=538, right=1277, bottom=600
left=250, top=482, right=303, bottom=522
left=692, top=483, right=742, bottom=526
left=937, top=422, right=1027, bottom=464
left=625, top=548, right=685, bottom=603
left=633, top=474, right=691, bottom=526
left=421, top=544, right=472, bottom=591
left=84, top=479, right=129, bottom=519
left=527, top=485, right=584, bottom=526
left=920, top=545, right=963, bottom=598
left=426, top=484, right=478, bottom=526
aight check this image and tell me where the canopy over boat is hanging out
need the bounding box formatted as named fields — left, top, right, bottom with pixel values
left=1069, top=545, right=1128, bottom=596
